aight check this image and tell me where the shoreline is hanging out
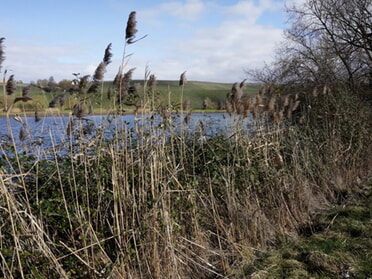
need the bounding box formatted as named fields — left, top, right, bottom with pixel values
left=0, top=109, right=225, bottom=118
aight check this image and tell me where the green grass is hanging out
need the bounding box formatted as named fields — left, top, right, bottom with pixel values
left=239, top=179, right=372, bottom=278
left=1, top=80, right=260, bottom=114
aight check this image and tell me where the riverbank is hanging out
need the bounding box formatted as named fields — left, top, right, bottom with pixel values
left=0, top=108, right=225, bottom=118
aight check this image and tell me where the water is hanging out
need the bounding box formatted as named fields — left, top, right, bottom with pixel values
left=0, top=112, right=255, bottom=159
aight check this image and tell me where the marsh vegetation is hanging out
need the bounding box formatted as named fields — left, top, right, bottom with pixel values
left=1, top=1, right=372, bottom=278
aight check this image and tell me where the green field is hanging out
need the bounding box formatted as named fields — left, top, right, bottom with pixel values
left=1, top=80, right=261, bottom=114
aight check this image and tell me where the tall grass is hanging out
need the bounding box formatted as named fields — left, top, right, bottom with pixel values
left=1, top=12, right=371, bottom=279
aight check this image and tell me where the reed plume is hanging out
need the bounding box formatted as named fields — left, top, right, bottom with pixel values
left=66, top=118, right=74, bottom=136
left=34, top=111, right=41, bottom=122
left=148, top=74, right=157, bottom=92
left=239, top=79, right=246, bottom=89
left=48, top=94, right=65, bottom=108
left=113, top=70, right=122, bottom=88
left=231, top=82, right=242, bottom=104
left=6, top=74, right=16, bottom=95
left=122, top=68, right=135, bottom=88
left=13, top=96, right=32, bottom=104
left=0, top=37, right=5, bottom=71
left=184, top=112, right=191, bottom=124
left=93, top=62, right=106, bottom=81
left=19, top=128, right=26, bottom=141
left=266, top=96, right=276, bottom=114
left=72, top=103, right=85, bottom=119
left=126, top=11, right=138, bottom=43
left=78, top=75, right=90, bottom=93
left=87, top=81, right=100, bottom=93
left=179, top=71, right=187, bottom=86
left=88, top=43, right=112, bottom=94
left=22, top=85, right=30, bottom=97
left=280, top=94, right=289, bottom=108
left=103, top=43, right=113, bottom=65
left=116, top=68, right=136, bottom=104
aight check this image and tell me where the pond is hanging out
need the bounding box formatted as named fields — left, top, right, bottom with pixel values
left=0, top=112, right=256, bottom=159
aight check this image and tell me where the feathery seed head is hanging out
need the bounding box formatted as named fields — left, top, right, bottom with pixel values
left=179, top=71, right=187, bottom=86
left=19, top=128, right=26, bottom=141
left=0, top=37, right=5, bottom=71
left=113, top=70, right=122, bottom=88
left=126, top=11, right=138, bottom=43
left=231, top=82, right=242, bottom=104
left=148, top=74, right=157, bottom=91
left=35, top=111, right=41, bottom=122
left=88, top=80, right=100, bottom=93
left=93, top=62, right=106, bottom=81
left=79, top=75, right=90, bottom=92
left=22, top=85, right=30, bottom=97
left=122, top=68, right=136, bottom=88
left=103, top=43, right=113, bottom=65
left=6, top=74, right=16, bottom=95
left=267, top=96, right=276, bottom=113
left=72, top=103, right=85, bottom=119
left=239, top=79, right=246, bottom=89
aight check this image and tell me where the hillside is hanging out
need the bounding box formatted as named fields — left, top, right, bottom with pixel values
left=1, top=80, right=262, bottom=114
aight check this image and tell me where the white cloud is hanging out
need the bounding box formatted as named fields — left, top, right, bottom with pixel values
left=0, top=0, right=286, bottom=83
left=138, top=0, right=285, bottom=82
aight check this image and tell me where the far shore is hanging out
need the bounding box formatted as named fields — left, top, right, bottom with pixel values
left=0, top=109, right=224, bottom=118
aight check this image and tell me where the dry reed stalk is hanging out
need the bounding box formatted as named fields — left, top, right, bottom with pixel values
left=237, top=103, right=245, bottom=114
left=226, top=101, right=233, bottom=116
left=255, top=94, right=262, bottom=107
left=242, top=96, right=251, bottom=117
left=280, top=94, right=289, bottom=108
left=291, top=100, right=301, bottom=112
left=266, top=96, right=276, bottom=114
left=322, top=84, right=329, bottom=95
left=312, top=86, right=319, bottom=97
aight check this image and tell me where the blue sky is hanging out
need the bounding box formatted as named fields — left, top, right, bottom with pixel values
left=0, top=0, right=292, bottom=83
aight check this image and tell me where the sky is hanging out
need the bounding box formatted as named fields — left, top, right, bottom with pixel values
left=0, top=0, right=292, bottom=83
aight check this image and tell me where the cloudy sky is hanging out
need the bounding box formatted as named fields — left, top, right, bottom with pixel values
left=0, top=0, right=291, bottom=83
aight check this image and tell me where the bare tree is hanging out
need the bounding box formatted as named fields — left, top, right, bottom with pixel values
left=248, top=0, right=372, bottom=94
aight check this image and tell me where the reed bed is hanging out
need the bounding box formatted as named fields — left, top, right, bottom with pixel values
left=1, top=12, right=371, bottom=279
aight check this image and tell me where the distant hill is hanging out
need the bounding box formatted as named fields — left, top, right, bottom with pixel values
left=2, top=80, right=262, bottom=113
